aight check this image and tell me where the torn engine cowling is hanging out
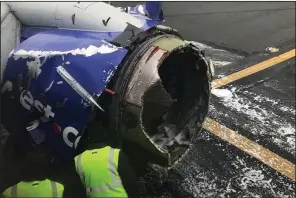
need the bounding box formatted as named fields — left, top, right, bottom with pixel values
left=1, top=2, right=212, bottom=167
left=108, top=31, right=212, bottom=166
left=1, top=28, right=211, bottom=167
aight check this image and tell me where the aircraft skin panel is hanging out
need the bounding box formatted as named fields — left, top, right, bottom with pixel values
left=2, top=29, right=128, bottom=160
left=1, top=12, right=20, bottom=80
left=6, top=2, right=146, bottom=32
left=4, top=29, right=128, bottom=107
left=1, top=2, right=10, bottom=22
left=20, top=26, right=122, bottom=42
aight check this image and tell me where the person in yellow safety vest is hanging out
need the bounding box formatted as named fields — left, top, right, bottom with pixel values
left=1, top=143, right=65, bottom=198
left=74, top=145, right=140, bottom=198
left=2, top=179, right=64, bottom=198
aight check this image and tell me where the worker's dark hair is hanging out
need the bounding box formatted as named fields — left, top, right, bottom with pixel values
left=21, top=148, right=50, bottom=181
left=75, top=118, right=110, bottom=154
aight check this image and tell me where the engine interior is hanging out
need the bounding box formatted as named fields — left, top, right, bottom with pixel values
left=142, top=49, right=206, bottom=151
left=111, top=34, right=211, bottom=166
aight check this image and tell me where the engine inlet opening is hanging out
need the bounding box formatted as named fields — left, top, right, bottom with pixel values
left=141, top=47, right=208, bottom=153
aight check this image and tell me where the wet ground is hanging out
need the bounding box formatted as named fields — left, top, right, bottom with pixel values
left=111, top=2, right=296, bottom=197
left=112, top=2, right=295, bottom=55
left=136, top=43, right=295, bottom=198
left=138, top=132, right=295, bottom=198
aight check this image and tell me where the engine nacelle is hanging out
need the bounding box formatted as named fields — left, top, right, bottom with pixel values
left=1, top=2, right=212, bottom=167
left=108, top=32, right=211, bottom=166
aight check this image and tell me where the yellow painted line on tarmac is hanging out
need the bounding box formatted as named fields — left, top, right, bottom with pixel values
left=205, top=49, right=296, bottom=181
left=203, top=118, right=296, bottom=181
left=212, top=49, right=296, bottom=88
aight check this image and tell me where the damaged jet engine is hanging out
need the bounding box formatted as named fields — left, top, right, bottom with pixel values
left=0, top=2, right=212, bottom=166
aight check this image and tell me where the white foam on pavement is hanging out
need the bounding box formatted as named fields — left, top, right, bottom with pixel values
left=211, top=88, right=233, bottom=98
left=210, top=88, right=296, bottom=155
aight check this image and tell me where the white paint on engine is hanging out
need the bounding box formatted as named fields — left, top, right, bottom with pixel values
left=26, top=58, right=43, bottom=78
left=11, top=44, right=120, bottom=77
left=104, top=68, right=116, bottom=83
left=44, top=80, right=54, bottom=92
left=137, top=5, right=146, bottom=15
left=13, top=44, right=120, bottom=61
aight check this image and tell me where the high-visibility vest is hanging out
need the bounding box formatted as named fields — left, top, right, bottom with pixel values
left=2, top=179, right=64, bottom=198
left=74, top=146, right=128, bottom=198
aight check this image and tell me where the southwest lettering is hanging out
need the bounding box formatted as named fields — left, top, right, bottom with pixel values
left=20, top=90, right=34, bottom=110
left=20, top=90, right=55, bottom=119
left=26, top=120, right=40, bottom=131
left=19, top=90, right=81, bottom=149
left=34, top=100, right=44, bottom=113
left=43, top=105, right=55, bottom=118
left=63, top=127, right=79, bottom=148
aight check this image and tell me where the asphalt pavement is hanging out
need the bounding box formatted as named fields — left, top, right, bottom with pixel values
left=137, top=47, right=295, bottom=198
left=112, top=2, right=296, bottom=198
left=163, top=2, right=295, bottom=54
left=113, top=2, right=295, bottom=54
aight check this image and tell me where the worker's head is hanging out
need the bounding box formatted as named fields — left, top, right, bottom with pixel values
left=20, top=144, right=51, bottom=181
left=76, top=120, right=107, bottom=152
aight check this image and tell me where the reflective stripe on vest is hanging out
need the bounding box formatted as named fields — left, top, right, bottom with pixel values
left=75, top=147, right=123, bottom=196
left=76, top=154, right=84, bottom=183
left=11, top=185, right=17, bottom=197
left=50, top=180, right=58, bottom=198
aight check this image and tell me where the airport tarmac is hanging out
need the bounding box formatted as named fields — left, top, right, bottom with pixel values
left=110, top=2, right=296, bottom=197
